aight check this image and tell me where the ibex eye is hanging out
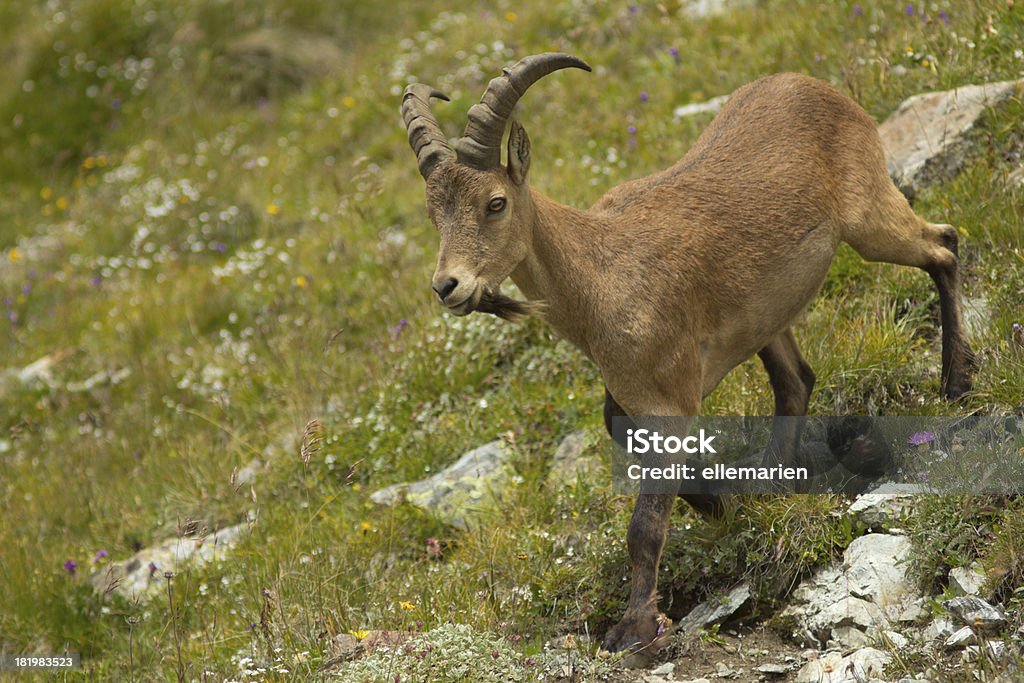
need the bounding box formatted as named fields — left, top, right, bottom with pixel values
left=487, top=197, right=507, bottom=213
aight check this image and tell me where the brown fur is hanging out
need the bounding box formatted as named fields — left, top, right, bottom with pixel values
left=412, top=69, right=975, bottom=653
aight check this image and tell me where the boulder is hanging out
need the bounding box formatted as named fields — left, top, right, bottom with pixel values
left=91, top=524, right=247, bottom=600
left=780, top=534, right=919, bottom=648
left=370, top=441, right=514, bottom=530
left=879, top=80, right=1022, bottom=199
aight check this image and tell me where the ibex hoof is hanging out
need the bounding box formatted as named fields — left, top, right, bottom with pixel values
left=601, top=610, right=673, bottom=654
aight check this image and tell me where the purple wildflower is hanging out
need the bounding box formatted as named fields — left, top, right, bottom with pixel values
left=908, top=431, right=935, bottom=446
left=669, top=46, right=680, bottom=63
left=1013, top=323, right=1021, bottom=331
left=148, top=561, right=159, bottom=578
left=853, top=4, right=863, bottom=16
left=905, top=3, right=914, bottom=15
left=639, top=91, right=649, bottom=102
left=938, top=10, right=950, bottom=24
left=627, top=124, right=637, bottom=135
left=64, top=559, right=77, bottom=575
left=90, top=274, right=102, bottom=287
left=212, top=241, right=227, bottom=253
left=391, top=318, right=408, bottom=340
left=6, top=311, right=17, bottom=324
left=92, top=549, right=109, bottom=563
left=628, top=4, right=640, bottom=14
left=22, top=283, right=31, bottom=296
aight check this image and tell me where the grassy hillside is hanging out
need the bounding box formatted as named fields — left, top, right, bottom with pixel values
left=1, top=0, right=1022, bottom=679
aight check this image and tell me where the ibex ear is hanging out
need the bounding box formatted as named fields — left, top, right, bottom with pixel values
left=507, top=120, right=531, bottom=185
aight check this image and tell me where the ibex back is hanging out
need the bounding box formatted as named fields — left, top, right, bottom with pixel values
left=401, top=53, right=974, bottom=654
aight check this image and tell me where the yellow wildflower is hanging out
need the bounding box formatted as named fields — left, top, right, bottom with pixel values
left=349, top=630, right=369, bottom=639
left=82, top=156, right=95, bottom=170
left=505, top=11, right=517, bottom=22
left=266, top=203, right=280, bottom=216
left=7, top=247, right=22, bottom=263
left=342, top=96, right=356, bottom=108
left=40, top=187, right=53, bottom=200
left=399, top=601, right=416, bottom=611
left=294, top=275, right=308, bottom=288
left=55, top=197, right=69, bottom=211
left=359, top=521, right=372, bottom=532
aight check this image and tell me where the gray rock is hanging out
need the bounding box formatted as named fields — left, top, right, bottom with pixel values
left=715, top=661, right=739, bottom=678
left=91, top=524, right=247, bottom=600
left=546, top=430, right=603, bottom=489
left=943, top=596, right=1006, bottom=631
left=755, top=662, right=791, bottom=676
left=962, top=640, right=1006, bottom=663
left=650, top=662, right=675, bottom=676
left=882, top=629, right=910, bottom=650
left=948, top=563, right=988, bottom=597
left=1009, top=165, right=1024, bottom=188
left=677, top=582, right=751, bottom=634
left=370, top=441, right=513, bottom=530
left=683, top=0, right=753, bottom=18
left=781, top=534, right=919, bottom=647
left=796, top=648, right=891, bottom=683
left=831, top=625, right=871, bottom=649
left=898, top=598, right=931, bottom=623
left=879, top=80, right=1022, bottom=199
left=848, top=492, right=914, bottom=529
left=844, top=534, right=916, bottom=606
left=944, top=625, right=976, bottom=650
left=922, top=617, right=956, bottom=642
left=674, top=95, right=729, bottom=119
left=234, top=458, right=262, bottom=486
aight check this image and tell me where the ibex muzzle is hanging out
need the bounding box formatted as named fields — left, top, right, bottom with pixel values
left=401, top=53, right=975, bottom=654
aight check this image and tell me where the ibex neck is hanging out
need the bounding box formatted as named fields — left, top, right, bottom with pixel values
left=510, top=188, right=603, bottom=356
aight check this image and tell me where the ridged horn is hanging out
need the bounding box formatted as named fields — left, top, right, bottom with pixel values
left=455, top=53, right=591, bottom=170
left=402, top=84, right=454, bottom=179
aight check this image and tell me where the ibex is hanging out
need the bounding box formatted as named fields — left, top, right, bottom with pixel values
left=400, top=53, right=974, bottom=653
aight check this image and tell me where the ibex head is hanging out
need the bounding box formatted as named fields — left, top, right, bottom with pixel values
left=401, top=53, right=591, bottom=320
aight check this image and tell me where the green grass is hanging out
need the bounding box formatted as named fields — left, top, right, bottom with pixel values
left=1, top=0, right=1023, bottom=679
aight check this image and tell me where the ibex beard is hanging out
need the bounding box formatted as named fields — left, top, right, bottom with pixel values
left=401, top=53, right=975, bottom=655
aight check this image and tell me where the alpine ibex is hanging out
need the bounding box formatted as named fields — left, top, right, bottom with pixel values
left=400, top=53, right=974, bottom=653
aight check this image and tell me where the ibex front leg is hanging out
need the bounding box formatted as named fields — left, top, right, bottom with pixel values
left=601, top=375, right=703, bottom=654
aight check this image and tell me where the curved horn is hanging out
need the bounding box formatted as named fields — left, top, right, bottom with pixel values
left=455, top=53, right=591, bottom=170
left=402, top=84, right=454, bottom=179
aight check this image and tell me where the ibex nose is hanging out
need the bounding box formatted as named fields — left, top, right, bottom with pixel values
left=432, top=277, right=459, bottom=302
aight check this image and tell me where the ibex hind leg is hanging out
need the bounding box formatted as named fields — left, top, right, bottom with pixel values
left=842, top=186, right=976, bottom=399
left=757, top=329, right=815, bottom=487
left=757, top=329, right=815, bottom=417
